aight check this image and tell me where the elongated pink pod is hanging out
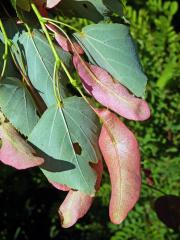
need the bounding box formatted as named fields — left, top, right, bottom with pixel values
left=97, top=109, right=141, bottom=224
left=59, top=159, right=103, bottom=228
left=0, top=122, right=44, bottom=170
left=46, top=24, right=84, bottom=54
left=73, top=55, right=150, bottom=121
left=59, top=190, right=93, bottom=228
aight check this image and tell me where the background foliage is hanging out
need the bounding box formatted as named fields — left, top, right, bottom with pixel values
left=0, top=0, right=180, bottom=239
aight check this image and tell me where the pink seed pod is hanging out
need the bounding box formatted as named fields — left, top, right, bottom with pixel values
left=97, top=109, right=141, bottom=224
left=59, top=159, right=103, bottom=228
left=73, top=55, right=150, bottom=121
left=46, top=24, right=84, bottom=54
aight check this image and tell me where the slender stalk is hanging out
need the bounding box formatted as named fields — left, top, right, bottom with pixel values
left=31, top=4, right=60, bottom=63
left=43, top=20, right=99, bottom=113
left=43, top=17, right=80, bottom=33
left=0, top=19, right=9, bottom=79
left=44, top=21, right=80, bottom=86
left=142, top=182, right=167, bottom=195
left=53, top=61, right=62, bottom=108
left=31, top=3, right=64, bottom=107
left=32, top=4, right=96, bottom=112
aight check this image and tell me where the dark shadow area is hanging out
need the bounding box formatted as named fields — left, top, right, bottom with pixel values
left=56, top=0, right=104, bottom=22
left=0, top=163, right=64, bottom=240
left=31, top=145, right=75, bottom=172
left=154, top=195, right=180, bottom=230
left=0, top=163, right=107, bottom=240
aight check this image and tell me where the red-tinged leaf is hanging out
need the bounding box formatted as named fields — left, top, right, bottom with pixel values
left=0, top=121, right=44, bottom=170
left=73, top=55, right=150, bottom=121
left=46, top=0, right=61, bottom=8
left=49, top=180, right=71, bottom=191
left=59, top=159, right=103, bottom=228
left=46, top=24, right=84, bottom=54
left=97, top=109, right=141, bottom=224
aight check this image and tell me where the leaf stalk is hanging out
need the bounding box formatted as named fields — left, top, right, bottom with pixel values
left=0, top=19, right=10, bottom=79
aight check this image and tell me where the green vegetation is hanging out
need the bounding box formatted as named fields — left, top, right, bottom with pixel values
left=0, top=0, right=180, bottom=239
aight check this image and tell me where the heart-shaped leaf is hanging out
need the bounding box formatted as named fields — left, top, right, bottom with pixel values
left=74, top=23, right=147, bottom=97
left=73, top=55, right=150, bottom=121
left=28, top=96, right=101, bottom=194
left=97, top=109, right=141, bottom=224
left=0, top=113, right=44, bottom=170
left=0, top=77, right=39, bottom=136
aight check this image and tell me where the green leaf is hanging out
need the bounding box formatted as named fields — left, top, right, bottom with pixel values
left=28, top=96, right=101, bottom=194
left=0, top=77, right=39, bottom=136
left=58, top=0, right=123, bottom=23
left=74, top=23, right=147, bottom=97
left=102, top=0, right=123, bottom=16
left=12, top=30, right=72, bottom=106
left=11, top=0, right=31, bottom=11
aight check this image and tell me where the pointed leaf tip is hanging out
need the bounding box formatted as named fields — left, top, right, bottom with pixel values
left=73, top=56, right=150, bottom=121
left=97, top=109, right=141, bottom=224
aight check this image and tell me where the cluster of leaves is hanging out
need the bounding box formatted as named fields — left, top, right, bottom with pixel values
left=0, top=0, right=151, bottom=229
left=73, top=0, right=180, bottom=239
left=0, top=0, right=179, bottom=239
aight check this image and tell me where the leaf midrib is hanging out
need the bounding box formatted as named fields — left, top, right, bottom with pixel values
left=59, top=107, right=92, bottom=192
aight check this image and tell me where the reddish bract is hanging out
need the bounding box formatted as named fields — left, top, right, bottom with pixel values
left=0, top=121, right=44, bottom=170
left=59, top=159, right=103, bottom=228
left=97, top=109, right=141, bottom=224
left=47, top=24, right=84, bottom=54
left=73, top=55, right=150, bottom=121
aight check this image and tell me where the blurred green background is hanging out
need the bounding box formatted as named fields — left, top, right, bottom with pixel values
left=0, top=0, right=180, bottom=239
